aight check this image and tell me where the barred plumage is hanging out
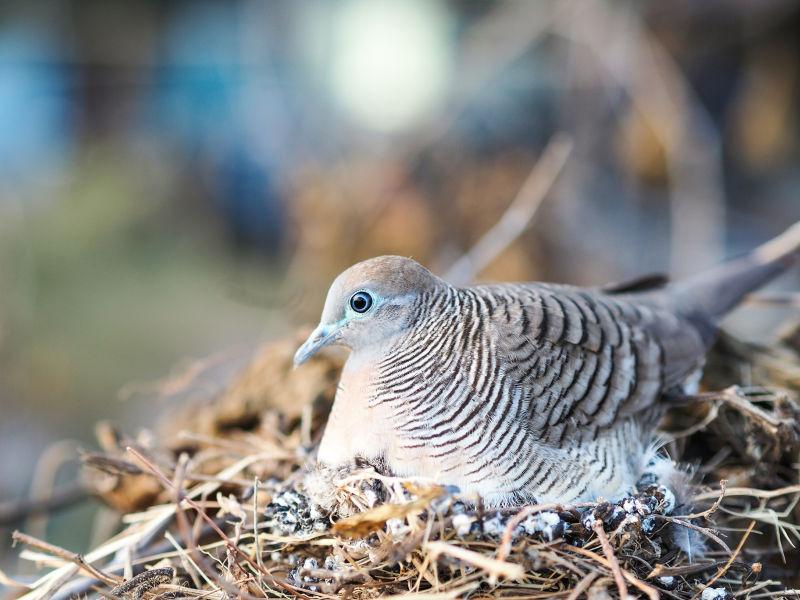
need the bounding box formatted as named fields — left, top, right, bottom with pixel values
left=295, top=222, right=800, bottom=506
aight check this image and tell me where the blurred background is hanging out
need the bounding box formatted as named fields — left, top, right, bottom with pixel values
left=1, top=0, right=799, bottom=574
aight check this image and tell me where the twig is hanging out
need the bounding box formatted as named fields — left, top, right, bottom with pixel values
left=662, top=517, right=732, bottom=554
left=12, top=531, right=121, bottom=587
left=663, top=402, right=720, bottom=441
left=699, top=386, right=796, bottom=438
left=170, top=453, right=209, bottom=589
left=566, top=544, right=660, bottom=600
left=381, top=582, right=480, bottom=600
left=253, top=476, right=263, bottom=576
left=693, top=521, right=757, bottom=599
left=163, top=531, right=206, bottom=589
left=126, top=447, right=306, bottom=599
left=647, top=561, right=727, bottom=579
left=171, top=455, right=269, bottom=599
left=592, top=521, right=628, bottom=600
left=678, top=480, right=727, bottom=519
left=732, top=580, right=781, bottom=598
left=747, top=591, right=800, bottom=599
left=19, top=455, right=259, bottom=600
left=718, top=391, right=787, bottom=435
left=444, top=134, right=573, bottom=285
left=425, top=541, right=525, bottom=583
left=695, top=484, right=800, bottom=502
left=566, top=572, right=599, bottom=600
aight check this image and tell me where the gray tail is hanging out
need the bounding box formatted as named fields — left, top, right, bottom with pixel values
left=668, top=221, right=800, bottom=322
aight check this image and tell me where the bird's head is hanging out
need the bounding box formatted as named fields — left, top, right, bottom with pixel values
left=294, top=256, right=445, bottom=366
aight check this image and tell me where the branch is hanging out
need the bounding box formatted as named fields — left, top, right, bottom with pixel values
left=445, top=134, right=573, bottom=285
left=11, top=531, right=120, bottom=587
left=592, top=521, right=628, bottom=600
left=692, top=521, right=757, bottom=599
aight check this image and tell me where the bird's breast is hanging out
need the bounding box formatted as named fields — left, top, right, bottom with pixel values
left=316, top=354, right=396, bottom=467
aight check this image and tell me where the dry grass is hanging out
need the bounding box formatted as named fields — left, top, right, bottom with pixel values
left=4, top=324, right=800, bottom=600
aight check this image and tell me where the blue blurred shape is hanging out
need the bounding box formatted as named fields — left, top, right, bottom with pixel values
left=0, top=23, right=71, bottom=184
left=152, top=2, right=285, bottom=252
left=155, top=2, right=242, bottom=148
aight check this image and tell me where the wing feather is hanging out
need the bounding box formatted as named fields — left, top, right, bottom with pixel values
left=480, top=283, right=706, bottom=444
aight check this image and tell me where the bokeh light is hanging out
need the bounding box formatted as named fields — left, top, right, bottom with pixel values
left=329, top=0, right=452, bottom=132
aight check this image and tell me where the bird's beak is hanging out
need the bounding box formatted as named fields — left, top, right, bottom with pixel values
left=294, top=323, right=337, bottom=367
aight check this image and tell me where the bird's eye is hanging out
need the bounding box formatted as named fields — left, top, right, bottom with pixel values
left=349, top=291, right=373, bottom=314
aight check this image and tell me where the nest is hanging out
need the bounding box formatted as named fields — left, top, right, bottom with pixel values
left=5, top=328, right=800, bottom=600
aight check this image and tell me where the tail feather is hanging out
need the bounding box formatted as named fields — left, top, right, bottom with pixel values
left=667, top=221, right=800, bottom=321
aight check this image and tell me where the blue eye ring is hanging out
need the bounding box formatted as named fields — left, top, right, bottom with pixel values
left=349, top=291, right=373, bottom=313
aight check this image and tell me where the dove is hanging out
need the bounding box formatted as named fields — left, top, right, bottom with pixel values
left=295, top=222, right=800, bottom=506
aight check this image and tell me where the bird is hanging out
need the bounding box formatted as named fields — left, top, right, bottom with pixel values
left=294, top=222, right=800, bottom=507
